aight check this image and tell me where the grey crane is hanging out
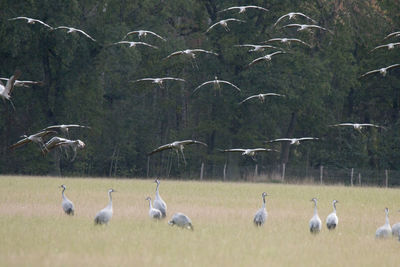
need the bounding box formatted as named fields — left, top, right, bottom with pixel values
left=375, top=208, right=391, bottom=238
left=193, top=76, right=241, bottom=95
left=145, top=196, right=162, bottom=220
left=266, top=137, right=319, bottom=146
left=384, top=31, right=400, bottom=40
left=392, top=211, right=400, bottom=237
left=247, top=51, right=286, bottom=68
left=326, top=200, right=339, bottom=230
left=42, top=136, right=69, bottom=154
left=219, top=148, right=277, bottom=161
left=0, top=70, right=21, bottom=109
left=54, top=26, right=96, bottom=41
left=370, top=42, right=400, bottom=52
left=8, top=16, right=53, bottom=30
left=94, top=189, right=116, bottom=225
left=0, top=78, right=43, bottom=88
left=168, top=213, right=194, bottom=230
left=164, top=49, right=218, bottom=60
left=113, top=41, right=158, bottom=49
left=9, top=130, right=56, bottom=152
left=309, top=198, right=322, bottom=234
left=283, top=24, right=331, bottom=33
left=360, top=64, right=400, bottom=78
left=234, top=44, right=279, bottom=52
left=206, top=18, right=245, bottom=33
left=148, top=140, right=207, bottom=165
left=51, top=139, right=86, bottom=162
left=42, top=124, right=90, bottom=136
left=239, top=93, right=285, bottom=104
left=123, top=30, right=166, bottom=41
left=132, top=77, right=185, bottom=88
left=266, top=37, right=311, bottom=47
left=218, top=5, right=268, bottom=14
left=60, top=185, right=75, bottom=215
left=274, top=12, right=317, bottom=26
left=153, top=178, right=167, bottom=218
left=329, top=122, right=385, bottom=131
left=253, top=192, right=268, bottom=226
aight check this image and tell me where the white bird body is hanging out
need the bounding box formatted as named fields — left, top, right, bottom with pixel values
left=371, top=42, right=400, bottom=52
left=168, top=213, right=193, bottom=230
left=145, top=197, right=162, bottom=219
left=53, top=139, right=86, bottom=161
left=235, top=44, right=279, bottom=52
left=220, top=148, right=277, bottom=161
left=153, top=179, right=167, bottom=218
left=9, top=130, right=56, bottom=151
left=0, top=71, right=21, bottom=107
left=329, top=123, right=384, bottom=131
left=113, top=41, right=158, bottom=49
left=133, top=77, right=185, bottom=88
left=193, top=76, right=241, bottom=94
left=376, top=208, right=391, bottom=238
left=8, top=16, right=53, bottom=29
left=392, top=222, right=400, bottom=237
left=326, top=200, right=339, bottom=230
left=309, top=198, right=322, bottom=233
left=360, top=64, right=400, bottom=77
left=247, top=51, right=285, bottom=67
left=94, top=189, right=115, bottom=225
left=165, top=49, right=218, bottom=60
left=239, top=93, right=285, bottom=104
left=266, top=38, right=311, bottom=47
left=124, top=30, right=166, bottom=41
left=55, top=26, right=96, bottom=41
left=274, top=12, right=317, bottom=26
left=283, top=23, right=329, bottom=32
left=206, top=18, right=245, bottom=33
left=253, top=192, right=268, bottom=226
left=218, top=5, right=268, bottom=14
left=267, top=137, right=319, bottom=146
left=60, top=185, right=75, bottom=215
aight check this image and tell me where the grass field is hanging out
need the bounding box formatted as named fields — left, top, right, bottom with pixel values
left=0, top=176, right=399, bottom=267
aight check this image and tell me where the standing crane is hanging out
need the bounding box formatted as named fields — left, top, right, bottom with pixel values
left=309, top=198, right=322, bottom=234
left=375, top=208, right=392, bottom=238
left=60, top=185, right=75, bottom=215
left=145, top=197, right=162, bottom=220
left=326, top=200, right=339, bottom=230
left=153, top=178, right=167, bottom=218
left=94, top=189, right=116, bottom=225
left=253, top=192, right=268, bottom=226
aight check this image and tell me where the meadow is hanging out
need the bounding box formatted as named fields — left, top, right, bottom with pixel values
left=0, top=176, right=399, bottom=267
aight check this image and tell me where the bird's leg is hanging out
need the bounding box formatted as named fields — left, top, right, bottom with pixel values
left=175, top=150, right=180, bottom=168
left=181, top=149, right=187, bottom=166
left=8, top=99, right=16, bottom=111
left=224, top=25, right=230, bottom=32
left=70, top=147, right=77, bottom=162
left=191, top=58, right=199, bottom=70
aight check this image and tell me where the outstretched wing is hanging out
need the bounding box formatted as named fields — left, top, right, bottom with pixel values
left=9, top=138, right=30, bottom=150
left=191, top=49, right=219, bottom=56
left=178, top=140, right=208, bottom=147
left=192, top=81, right=214, bottom=94
left=239, top=95, right=258, bottom=104
left=248, top=56, right=267, bottom=67
left=384, top=31, right=400, bottom=40
left=274, top=14, right=290, bottom=26
left=206, top=21, right=222, bottom=33
left=291, top=38, right=312, bottom=47
left=164, top=50, right=183, bottom=60
left=75, top=29, right=96, bottom=42
left=162, top=77, right=186, bottom=82
left=219, top=81, right=241, bottom=91
left=266, top=138, right=293, bottom=143
left=5, top=70, right=21, bottom=95
left=147, top=31, right=167, bottom=41
left=219, top=148, right=245, bottom=153
left=359, top=69, right=380, bottom=78
left=298, top=137, right=319, bottom=141
left=296, top=13, right=317, bottom=24
left=148, top=144, right=172, bottom=155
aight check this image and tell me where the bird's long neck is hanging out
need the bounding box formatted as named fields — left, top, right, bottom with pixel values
left=107, top=191, right=113, bottom=209
left=262, top=196, right=266, bottom=209
left=155, top=183, right=160, bottom=198
left=385, top=210, right=389, bottom=226
left=62, top=188, right=66, bottom=200
left=333, top=202, right=337, bottom=213
left=148, top=199, right=153, bottom=210
left=314, top=201, right=318, bottom=215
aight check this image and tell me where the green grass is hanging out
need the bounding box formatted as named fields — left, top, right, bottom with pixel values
left=0, top=176, right=399, bottom=266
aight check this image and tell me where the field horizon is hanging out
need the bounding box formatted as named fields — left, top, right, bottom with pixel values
left=0, top=175, right=399, bottom=266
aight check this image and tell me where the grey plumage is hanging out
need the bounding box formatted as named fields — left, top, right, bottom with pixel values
left=253, top=192, right=268, bottom=226
left=376, top=208, right=391, bottom=238
left=168, top=213, right=194, bottom=230
left=153, top=179, right=167, bottom=218
left=94, top=189, right=115, bottom=225
left=145, top=196, right=162, bottom=220
left=326, top=200, right=339, bottom=230
left=309, top=198, right=322, bottom=234
left=60, top=185, right=75, bottom=215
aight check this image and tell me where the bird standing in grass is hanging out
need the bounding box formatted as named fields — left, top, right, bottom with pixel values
left=153, top=179, right=167, bottom=218
left=375, top=208, right=391, bottom=238
left=145, top=196, right=162, bottom=220
left=309, top=198, right=322, bottom=234
left=60, top=185, right=75, bottom=215
left=94, top=189, right=115, bottom=225
left=253, top=192, right=268, bottom=226
left=326, top=200, right=339, bottom=230
left=168, top=213, right=194, bottom=230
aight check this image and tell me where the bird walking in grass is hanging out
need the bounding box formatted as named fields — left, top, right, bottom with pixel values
left=94, top=189, right=115, bottom=225
left=309, top=198, right=322, bottom=234
left=153, top=178, right=167, bottom=218
left=60, top=185, right=75, bottom=215
left=326, top=200, right=339, bottom=230
left=376, top=208, right=391, bottom=238
left=145, top=196, right=162, bottom=220
left=168, top=213, right=194, bottom=230
left=253, top=192, right=268, bottom=227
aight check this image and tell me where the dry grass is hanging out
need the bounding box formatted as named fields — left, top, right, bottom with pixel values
left=0, top=175, right=399, bottom=267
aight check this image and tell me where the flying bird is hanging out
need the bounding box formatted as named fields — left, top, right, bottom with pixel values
left=283, top=24, right=330, bottom=32
left=9, top=130, right=56, bottom=152
left=145, top=197, right=162, bottom=220
left=360, top=64, right=400, bottom=78
left=266, top=38, right=311, bottom=47
left=168, top=213, right=194, bottom=230
left=132, top=77, right=185, bottom=88
left=60, top=185, right=75, bottom=215
left=329, top=123, right=385, bottom=131
left=51, top=139, right=86, bottom=162
left=383, top=31, right=400, bottom=40
left=266, top=137, right=319, bottom=146
left=148, top=140, right=207, bottom=165
left=234, top=44, right=279, bottom=52
left=376, top=208, right=391, bottom=238
left=0, top=70, right=22, bottom=109
left=113, top=41, right=158, bottom=49
left=0, top=78, right=43, bottom=88
left=94, top=189, right=116, bottom=225
left=54, top=26, right=96, bottom=41
left=218, top=5, right=269, bottom=14
left=164, top=49, right=218, bottom=60
left=239, top=93, right=285, bottom=104
left=219, top=148, right=277, bottom=161
left=206, top=18, right=245, bottom=33
left=309, top=198, right=322, bottom=234
left=247, top=51, right=286, bottom=68
left=42, top=124, right=90, bottom=135
left=193, top=76, right=241, bottom=95
left=274, top=12, right=317, bottom=26
left=253, top=192, right=268, bottom=227
left=8, top=16, right=53, bottom=29
left=370, top=42, right=400, bottom=52
left=123, top=30, right=166, bottom=41
left=326, top=200, right=339, bottom=230
left=153, top=178, right=167, bottom=218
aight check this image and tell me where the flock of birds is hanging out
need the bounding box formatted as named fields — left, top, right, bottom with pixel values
left=60, top=179, right=400, bottom=240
